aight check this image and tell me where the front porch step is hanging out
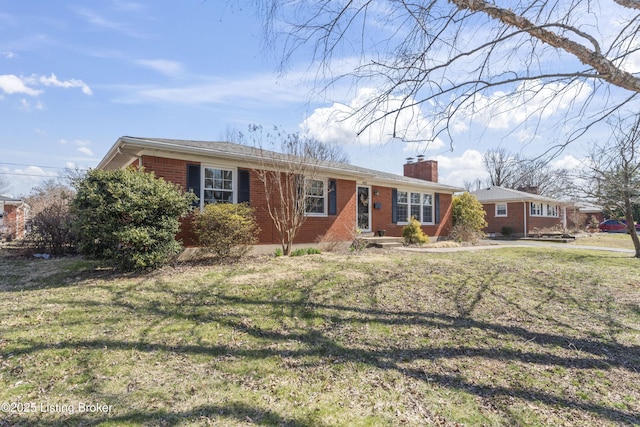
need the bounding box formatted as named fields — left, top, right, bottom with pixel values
left=362, top=236, right=404, bottom=248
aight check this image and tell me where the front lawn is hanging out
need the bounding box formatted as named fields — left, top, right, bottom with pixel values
left=1, top=247, right=639, bottom=426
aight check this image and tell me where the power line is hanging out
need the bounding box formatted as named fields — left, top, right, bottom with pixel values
left=0, top=171, right=58, bottom=178
left=0, top=161, right=90, bottom=171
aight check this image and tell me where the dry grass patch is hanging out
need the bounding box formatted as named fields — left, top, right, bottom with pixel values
left=0, top=246, right=639, bottom=426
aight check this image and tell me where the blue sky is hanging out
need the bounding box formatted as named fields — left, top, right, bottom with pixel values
left=0, top=1, right=631, bottom=197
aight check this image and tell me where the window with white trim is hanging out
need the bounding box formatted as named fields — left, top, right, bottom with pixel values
left=530, top=202, right=543, bottom=216
left=496, top=203, right=507, bottom=217
left=547, top=204, right=558, bottom=217
left=203, top=167, right=234, bottom=204
left=422, top=194, right=433, bottom=223
left=397, top=191, right=408, bottom=222
left=396, top=191, right=434, bottom=224
left=305, top=178, right=327, bottom=216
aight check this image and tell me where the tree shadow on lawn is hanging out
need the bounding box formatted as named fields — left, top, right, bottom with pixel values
left=2, top=402, right=318, bottom=427
left=6, top=292, right=640, bottom=425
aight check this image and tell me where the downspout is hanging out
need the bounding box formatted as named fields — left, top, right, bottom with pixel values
left=523, top=201, right=527, bottom=237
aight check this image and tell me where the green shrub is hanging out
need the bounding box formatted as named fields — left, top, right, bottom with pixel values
left=501, top=226, right=514, bottom=237
left=402, top=217, right=429, bottom=245
left=72, top=168, right=195, bottom=270
left=451, top=192, right=487, bottom=242
left=192, top=203, right=260, bottom=261
left=275, top=248, right=283, bottom=257
left=290, top=248, right=307, bottom=257
left=306, top=247, right=321, bottom=254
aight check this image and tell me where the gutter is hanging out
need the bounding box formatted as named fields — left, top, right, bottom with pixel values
left=104, top=136, right=463, bottom=194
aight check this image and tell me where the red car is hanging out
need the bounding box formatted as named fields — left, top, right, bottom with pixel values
left=598, top=219, right=640, bottom=233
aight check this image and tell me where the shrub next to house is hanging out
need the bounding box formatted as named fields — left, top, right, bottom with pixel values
left=72, top=168, right=195, bottom=270
left=191, top=202, right=260, bottom=261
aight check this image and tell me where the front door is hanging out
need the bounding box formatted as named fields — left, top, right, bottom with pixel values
left=357, top=186, right=371, bottom=232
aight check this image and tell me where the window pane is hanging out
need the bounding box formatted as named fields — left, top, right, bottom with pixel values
left=410, top=205, right=421, bottom=221
left=423, top=194, right=432, bottom=206
left=305, top=179, right=325, bottom=214
left=411, top=192, right=421, bottom=204
left=397, top=205, right=408, bottom=222
left=423, top=206, right=433, bottom=223
left=397, top=191, right=407, bottom=203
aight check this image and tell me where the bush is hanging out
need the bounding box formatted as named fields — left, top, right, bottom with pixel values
left=29, top=200, right=76, bottom=255
left=192, top=203, right=260, bottom=261
left=501, top=226, right=514, bottom=237
left=451, top=192, right=487, bottom=242
left=72, top=168, right=195, bottom=270
left=402, top=217, right=429, bottom=245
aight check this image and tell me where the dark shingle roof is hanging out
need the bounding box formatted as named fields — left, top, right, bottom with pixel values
left=100, top=136, right=463, bottom=193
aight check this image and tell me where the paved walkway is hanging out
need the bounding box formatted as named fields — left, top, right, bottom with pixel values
left=395, top=239, right=637, bottom=254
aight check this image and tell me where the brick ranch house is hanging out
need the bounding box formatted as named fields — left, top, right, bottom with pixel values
left=471, top=186, right=570, bottom=237
left=0, top=195, right=29, bottom=241
left=97, top=136, right=462, bottom=246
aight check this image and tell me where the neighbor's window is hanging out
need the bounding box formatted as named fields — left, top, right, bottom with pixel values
left=396, top=191, right=434, bottom=224
left=305, top=179, right=327, bottom=215
left=530, top=202, right=543, bottom=216
left=547, top=204, right=558, bottom=217
left=496, top=203, right=507, bottom=217
left=203, top=167, right=234, bottom=204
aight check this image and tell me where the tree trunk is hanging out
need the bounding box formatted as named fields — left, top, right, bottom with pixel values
left=624, top=198, right=640, bottom=258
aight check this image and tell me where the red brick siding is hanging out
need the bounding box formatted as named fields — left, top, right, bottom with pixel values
left=2, top=204, right=26, bottom=240
left=140, top=156, right=189, bottom=190
left=138, top=155, right=454, bottom=245
left=483, top=202, right=564, bottom=236
left=370, top=187, right=452, bottom=238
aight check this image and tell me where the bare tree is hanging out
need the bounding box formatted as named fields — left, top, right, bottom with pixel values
left=584, top=114, right=640, bottom=257
left=248, top=126, right=347, bottom=255
left=483, top=148, right=572, bottom=198
left=483, top=148, right=518, bottom=187
left=257, top=1, right=640, bottom=148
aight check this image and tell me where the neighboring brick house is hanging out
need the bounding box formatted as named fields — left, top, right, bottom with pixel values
left=471, top=186, right=569, bottom=237
left=97, top=136, right=462, bottom=246
left=566, top=201, right=605, bottom=231
left=0, top=195, right=29, bottom=241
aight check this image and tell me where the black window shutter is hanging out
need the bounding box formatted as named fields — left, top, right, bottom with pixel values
left=187, top=164, right=201, bottom=207
left=435, top=193, right=441, bottom=224
left=238, top=169, right=250, bottom=204
left=328, top=179, right=337, bottom=215
left=391, top=188, right=398, bottom=224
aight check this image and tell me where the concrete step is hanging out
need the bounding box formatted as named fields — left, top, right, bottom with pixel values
left=362, top=236, right=404, bottom=248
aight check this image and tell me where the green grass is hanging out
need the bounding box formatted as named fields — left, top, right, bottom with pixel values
left=1, top=247, right=639, bottom=426
left=571, top=232, right=638, bottom=250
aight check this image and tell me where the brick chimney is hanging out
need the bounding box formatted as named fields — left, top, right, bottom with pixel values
left=403, top=156, right=438, bottom=183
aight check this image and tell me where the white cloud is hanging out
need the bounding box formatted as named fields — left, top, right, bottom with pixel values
left=302, top=87, right=445, bottom=150
left=550, top=154, right=583, bottom=171
left=1, top=51, right=15, bottom=59
left=38, top=73, right=92, bottom=95
left=457, top=80, right=592, bottom=133
left=72, top=7, right=149, bottom=39
left=77, top=146, right=94, bottom=156
left=0, top=74, right=41, bottom=96
left=135, top=59, right=184, bottom=77
left=435, top=149, right=488, bottom=188
left=19, top=98, right=44, bottom=111
left=74, top=140, right=94, bottom=157
left=0, top=73, right=92, bottom=99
